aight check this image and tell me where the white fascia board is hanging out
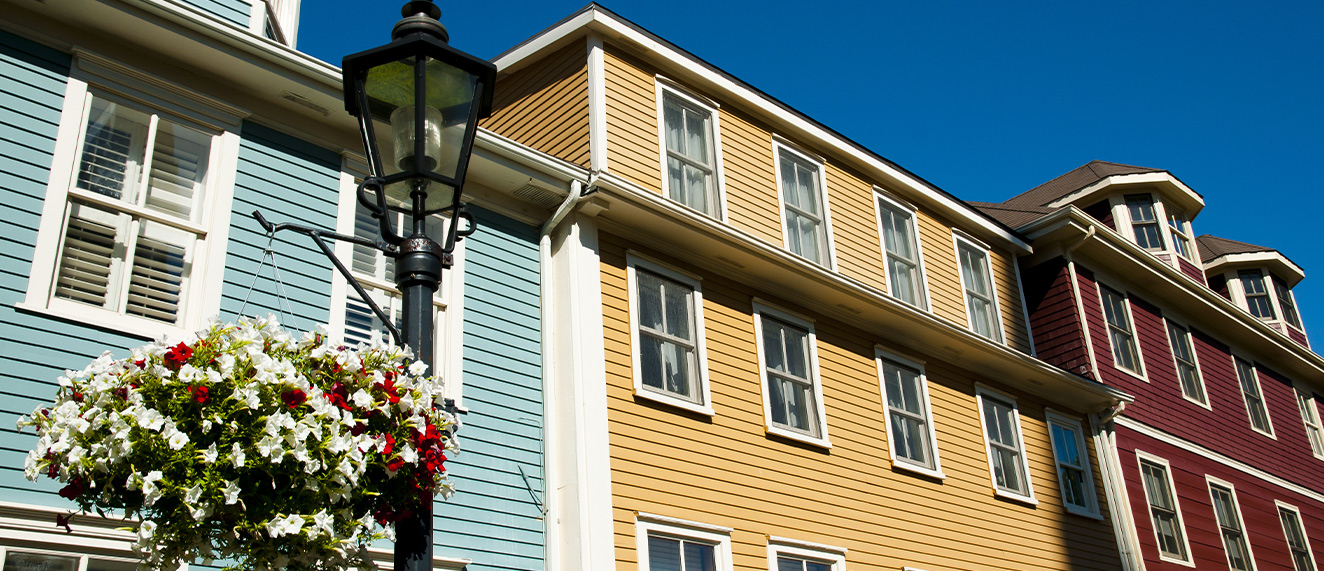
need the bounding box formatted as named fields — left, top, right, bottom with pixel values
left=1204, top=251, right=1306, bottom=284
left=1047, top=172, right=1205, bottom=216
left=491, top=6, right=1031, bottom=254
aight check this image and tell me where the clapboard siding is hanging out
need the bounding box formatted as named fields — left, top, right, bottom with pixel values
left=990, top=247, right=1032, bottom=353
left=438, top=206, right=544, bottom=571
left=484, top=41, right=590, bottom=168
left=1118, top=426, right=1324, bottom=571
left=1177, top=257, right=1206, bottom=286
left=603, top=46, right=662, bottom=192
left=824, top=163, right=887, bottom=293
left=600, top=230, right=1122, bottom=571
left=718, top=106, right=781, bottom=244
left=916, top=210, right=965, bottom=324
left=181, top=0, right=250, bottom=28
left=218, top=121, right=338, bottom=325
left=1022, top=259, right=1093, bottom=377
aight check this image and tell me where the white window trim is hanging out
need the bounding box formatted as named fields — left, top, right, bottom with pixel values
left=635, top=512, right=733, bottom=571
left=1044, top=409, right=1101, bottom=518
left=771, top=138, right=837, bottom=270
left=1232, top=353, right=1276, bottom=439
left=1276, top=500, right=1320, bottom=571
left=326, top=157, right=468, bottom=407
left=973, top=383, right=1036, bottom=505
left=1296, top=384, right=1324, bottom=461
left=625, top=251, right=714, bottom=416
left=1135, top=450, right=1196, bottom=567
left=872, top=189, right=931, bottom=310
left=766, top=536, right=848, bottom=571
left=1206, top=476, right=1258, bottom=571
left=1096, top=281, right=1148, bottom=381
left=752, top=299, right=831, bottom=448
left=875, top=347, right=944, bottom=480
left=18, top=51, right=243, bottom=342
left=1161, top=317, right=1212, bottom=410
left=1275, top=278, right=1306, bottom=333
left=654, top=78, right=727, bottom=221
left=952, top=231, right=1007, bottom=345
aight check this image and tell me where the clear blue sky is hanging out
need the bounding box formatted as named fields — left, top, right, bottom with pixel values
left=300, top=1, right=1324, bottom=344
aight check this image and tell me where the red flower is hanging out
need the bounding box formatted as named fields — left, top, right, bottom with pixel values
left=386, top=457, right=404, bottom=473
left=163, top=342, right=193, bottom=369
left=187, top=385, right=210, bottom=405
left=55, top=513, right=72, bottom=534
left=350, top=422, right=368, bottom=436
left=374, top=378, right=401, bottom=404
left=325, top=382, right=352, bottom=411
left=281, top=389, right=307, bottom=409
left=58, top=477, right=85, bottom=500
left=71, top=391, right=83, bottom=403
left=382, top=433, right=395, bottom=456
left=133, top=359, right=146, bottom=369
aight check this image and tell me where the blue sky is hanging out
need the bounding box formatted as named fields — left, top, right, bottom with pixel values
left=300, top=1, right=1324, bottom=343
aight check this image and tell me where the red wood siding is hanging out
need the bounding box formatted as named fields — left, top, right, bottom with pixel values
left=1117, top=426, right=1324, bottom=571
left=1077, top=263, right=1324, bottom=492
left=1021, top=258, right=1093, bottom=378
left=1178, top=257, right=1207, bottom=286
left=1288, top=327, right=1310, bottom=348
left=1083, top=199, right=1115, bottom=230
left=1209, top=273, right=1231, bottom=300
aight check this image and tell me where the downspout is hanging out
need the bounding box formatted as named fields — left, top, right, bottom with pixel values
left=1064, top=225, right=1100, bottom=382
left=1091, top=402, right=1144, bottom=571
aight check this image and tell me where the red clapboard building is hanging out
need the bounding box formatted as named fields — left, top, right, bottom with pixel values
left=974, top=161, right=1324, bottom=571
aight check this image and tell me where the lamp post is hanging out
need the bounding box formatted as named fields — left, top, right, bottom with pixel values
left=341, top=3, right=496, bottom=571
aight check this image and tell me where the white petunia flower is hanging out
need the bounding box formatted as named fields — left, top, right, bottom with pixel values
left=231, top=443, right=246, bottom=468
left=185, top=483, right=204, bottom=504
left=167, top=431, right=190, bottom=450
left=223, top=479, right=241, bottom=504
left=408, top=360, right=428, bottom=376
left=351, top=389, right=372, bottom=410
left=312, top=509, right=334, bottom=536
left=201, top=443, right=218, bottom=463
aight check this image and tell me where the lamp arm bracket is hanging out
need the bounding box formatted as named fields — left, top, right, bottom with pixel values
left=357, top=177, right=406, bottom=247
left=251, top=210, right=404, bottom=346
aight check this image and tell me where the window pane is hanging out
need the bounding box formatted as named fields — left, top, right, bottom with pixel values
left=1210, top=486, right=1252, bottom=571
left=682, top=541, right=716, bottom=571
left=1241, top=270, right=1276, bottom=319
left=56, top=202, right=120, bottom=308
left=648, top=536, right=682, bottom=571
left=144, top=118, right=211, bottom=221
left=77, top=98, right=149, bottom=201
left=1236, top=358, right=1272, bottom=433
left=2, top=553, right=80, bottom=571
left=1140, top=460, right=1188, bottom=560
left=888, top=259, right=917, bottom=305
left=777, top=557, right=804, bottom=571
left=1276, top=279, right=1303, bottom=328
left=86, top=560, right=138, bottom=571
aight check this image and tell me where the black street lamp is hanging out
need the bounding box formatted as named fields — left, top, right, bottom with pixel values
left=253, top=3, right=495, bottom=571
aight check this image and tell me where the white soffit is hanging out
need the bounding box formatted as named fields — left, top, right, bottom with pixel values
left=1047, top=172, right=1205, bottom=216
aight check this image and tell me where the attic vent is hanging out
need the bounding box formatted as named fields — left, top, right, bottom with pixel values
left=512, top=184, right=563, bottom=208
left=280, top=91, right=330, bottom=116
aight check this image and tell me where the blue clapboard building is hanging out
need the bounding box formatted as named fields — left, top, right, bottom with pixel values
left=0, top=1, right=583, bottom=568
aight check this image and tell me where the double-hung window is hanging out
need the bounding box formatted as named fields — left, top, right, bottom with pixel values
left=775, top=143, right=832, bottom=267
left=657, top=85, right=722, bottom=217
left=975, top=386, right=1034, bottom=502
left=1208, top=479, right=1256, bottom=571
left=877, top=350, right=942, bottom=477
left=955, top=235, right=1003, bottom=343
left=1235, top=357, right=1274, bottom=436
left=767, top=537, right=847, bottom=571
left=1240, top=270, right=1276, bottom=320
left=754, top=302, right=829, bottom=445
left=1297, top=388, right=1324, bottom=459
left=1168, top=212, right=1194, bottom=260
left=1165, top=320, right=1207, bottom=405
left=874, top=193, right=926, bottom=308
left=627, top=254, right=712, bottom=414
left=24, top=55, right=239, bottom=339
left=1126, top=194, right=1164, bottom=250
left=1137, top=453, right=1191, bottom=564
left=1278, top=502, right=1319, bottom=571
left=1275, top=278, right=1303, bottom=330
left=1046, top=411, right=1099, bottom=517
left=1100, top=285, right=1143, bottom=375
left=636, top=513, right=732, bottom=571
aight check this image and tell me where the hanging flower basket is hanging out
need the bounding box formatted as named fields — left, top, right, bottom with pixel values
left=19, top=316, right=458, bottom=571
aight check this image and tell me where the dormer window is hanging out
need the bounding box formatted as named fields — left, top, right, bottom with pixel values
left=1274, top=278, right=1302, bottom=329
left=1125, top=194, right=1164, bottom=250
left=1168, top=212, right=1194, bottom=261
left=1239, top=269, right=1275, bottom=320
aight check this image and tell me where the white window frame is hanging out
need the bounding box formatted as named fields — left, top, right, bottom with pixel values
left=1167, top=210, right=1196, bottom=262
left=1163, top=317, right=1211, bottom=409
left=1206, top=476, right=1258, bottom=571
left=327, top=158, right=467, bottom=406
left=1097, top=282, right=1147, bottom=380
left=0, top=546, right=149, bottom=571
left=636, top=512, right=734, bottom=571
left=1135, top=450, right=1195, bottom=566
left=1044, top=409, right=1101, bottom=518
left=772, top=139, right=836, bottom=269
left=1295, top=384, right=1324, bottom=461
left=625, top=252, right=714, bottom=416
left=766, top=536, right=847, bottom=571
left=973, top=384, right=1036, bottom=504
left=952, top=232, right=1006, bottom=344
left=872, top=189, right=930, bottom=310
left=1273, top=276, right=1305, bottom=332
left=1238, top=269, right=1278, bottom=321
left=655, top=79, right=726, bottom=220
left=1117, top=192, right=1165, bottom=251
left=1232, top=354, right=1276, bottom=439
left=1276, top=500, right=1319, bottom=571
left=753, top=300, right=831, bottom=448
left=19, top=52, right=241, bottom=341
left=875, top=348, right=944, bottom=479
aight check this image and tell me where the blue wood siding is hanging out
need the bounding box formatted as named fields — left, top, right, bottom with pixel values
left=218, top=121, right=339, bottom=326
left=436, top=206, right=544, bottom=570
left=181, top=0, right=251, bottom=28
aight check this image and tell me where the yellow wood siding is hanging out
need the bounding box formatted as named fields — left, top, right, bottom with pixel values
left=483, top=41, right=591, bottom=167
left=916, top=210, right=966, bottom=323
left=603, top=47, right=662, bottom=192
left=824, top=162, right=887, bottom=292
left=991, top=249, right=1032, bottom=353
left=716, top=107, right=780, bottom=244
left=601, top=231, right=1121, bottom=571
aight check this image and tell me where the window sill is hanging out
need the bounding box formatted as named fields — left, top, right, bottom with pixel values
left=1157, top=554, right=1197, bottom=568
left=993, top=488, right=1038, bottom=506
left=634, top=389, right=715, bottom=417
left=766, top=425, right=832, bottom=450
left=1113, top=364, right=1148, bottom=383
left=1180, top=393, right=1213, bottom=411
left=1063, top=505, right=1104, bottom=520
left=1250, top=425, right=1277, bottom=440
left=890, top=460, right=945, bottom=481
left=14, top=301, right=187, bottom=342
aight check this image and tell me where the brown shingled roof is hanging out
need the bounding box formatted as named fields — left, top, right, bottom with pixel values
left=1003, top=161, right=1166, bottom=208
left=967, top=201, right=1057, bottom=229
left=1195, top=234, right=1277, bottom=264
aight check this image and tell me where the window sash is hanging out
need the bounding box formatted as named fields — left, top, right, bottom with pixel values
left=1210, top=485, right=1254, bottom=571
left=1140, top=460, right=1189, bottom=561
left=663, top=94, right=716, bottom=215
left=1049, top=421, right=1094, bottom=512
left=878, top=202, right=923, bottom=307
left=1279, top=507, right=1317, bottom=571
left=1166, top=321, right=1206, bottom=403
left=778, top=152, right=826, bottom=264
left=776, top=556, right=832, bottom=571
left=1101, top=287, right=1142, bottom=374
left=647, top=534, right=717, bottom=571
left=882, top=359, right=934, bottom=469
left=1126, top=194, right=1164, bottom=250
left=1275, top=279, right=1303, bottom=329
left=957, top=241, right=1001, bottom=342
left=1298, top=391, right=1324, bottom=458
left=1240, top=270, right=1277, bottom=320
left=1235, top=358, right=1273, bottom=434
left=636, top=269, right=700, bottom=402
left=761, top=315, right=820, bottom=438
left=981, top=396, right=1027, bottom=495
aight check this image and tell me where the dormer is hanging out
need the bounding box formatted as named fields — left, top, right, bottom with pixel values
left=1197, top=235, right=1308, bottom=347
left=996, top=161, right=1207, bottom=283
